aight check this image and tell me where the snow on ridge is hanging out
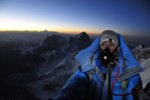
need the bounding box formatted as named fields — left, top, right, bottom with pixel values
left=140, top=58, right=150, bottom=88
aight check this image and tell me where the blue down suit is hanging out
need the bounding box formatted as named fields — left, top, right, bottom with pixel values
left=54, top=33, right=143, bottom=100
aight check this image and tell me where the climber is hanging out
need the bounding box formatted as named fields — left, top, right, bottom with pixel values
left=54, top=30, right=144, bottom=100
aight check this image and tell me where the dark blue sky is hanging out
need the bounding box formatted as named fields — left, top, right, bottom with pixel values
left=0, top=0, right=150, bottom=36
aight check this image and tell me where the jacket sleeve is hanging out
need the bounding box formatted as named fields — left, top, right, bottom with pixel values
left=130, top=74, right=150, bottom=100
left=130, top=74, right=145, bottom=100
left=54, top=69, right=89, bottom=100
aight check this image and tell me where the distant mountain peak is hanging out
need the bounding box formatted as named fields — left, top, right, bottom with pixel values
left=43, top=30, right=48, bottom=32
left=134, top=44, right=145, bottom=50
left=132, top=44, right=150, bottom=60
left=74, top=32, right=89, bottom=39
left=67, top=32, right=92, bottom=52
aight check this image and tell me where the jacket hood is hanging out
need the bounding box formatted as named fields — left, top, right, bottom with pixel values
left=75, top=33, right=143, bottom=76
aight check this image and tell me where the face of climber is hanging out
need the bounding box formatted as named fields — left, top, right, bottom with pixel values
left=100, top=41, right=117, bottom=53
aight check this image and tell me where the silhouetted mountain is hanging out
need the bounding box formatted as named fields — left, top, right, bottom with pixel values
left=8, top=32, right=92, bottom=99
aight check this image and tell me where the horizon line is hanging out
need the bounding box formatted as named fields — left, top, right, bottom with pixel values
left=0, top=30, right=149, bottom=37
left=0, top=30, right=100, bottom=35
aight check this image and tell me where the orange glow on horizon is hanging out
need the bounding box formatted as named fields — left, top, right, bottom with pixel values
left=0, top=18, right=102, bottom=34
left=0, top=29, right=100, bottom=35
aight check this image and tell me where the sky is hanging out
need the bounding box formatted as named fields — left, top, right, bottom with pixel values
left=0, top=0, right=150, bottom=36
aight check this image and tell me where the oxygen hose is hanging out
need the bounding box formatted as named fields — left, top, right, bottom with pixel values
left=102, top=62, right=114, bottom=100
left=102, top=61, right=120, bottom=100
